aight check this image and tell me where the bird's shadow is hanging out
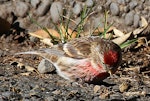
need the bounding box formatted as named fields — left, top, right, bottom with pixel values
left=91, top=81, right=116, bottom=87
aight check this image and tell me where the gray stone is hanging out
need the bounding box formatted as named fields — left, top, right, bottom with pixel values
left=6, top=2, right=15, bottom=13
left=133, top=14, right=140, bottom=28
left=30, top=0, right=40, bottom=8
left=85, top=0, right=94, bottom=7
left=37, top=16, right=51, bottom=27
left=72, top=2, right=82, bottom=15
left=93, top=97, right=100, bottom=101
left=112, top=85, right=120, bottom=92
left=0, top=0, right=9, bottom=3
left=2, top=91, right=13, bottom=98
left=29, top=36, right=39, bottom=42
left=110, top=2, right=120, bottom=16
left=69, top=0, right=75, bottom=7
left=125, top=11, right=134, bottom=26
left=129, top=1, right=138, bottom=10
left=123, top=5, right=130, bottom=12
left=125, top=0, right=130, bottom=3
left=110, top=93, right=123, bottom=100
left=137, top=4, right=144, bottom=10
left=25, top=0, right=30, bottom=3
left=15, top=1, right=29, bottom=17
left=46, top=97, right=55, bottom=101
left=105, top=0, right=112, bottom=6
left=93, top=17, right=104, bottom=28
left=15, top=17, right=31, bottom=29
left=50, top=1, right=63, bottom=23
left=117, top=0, right=125, bottom=5
left=38, top=59, right=56, bottom=74
left=0, top=5, right=7, bottom=19
left=141, top=0, right=145, bottom=3
left=36, top=0, right=51, bottom=16
left=96, top=5, right=103, bottom=12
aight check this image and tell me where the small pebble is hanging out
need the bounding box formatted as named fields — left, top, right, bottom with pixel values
left=112, top=85, right=120, bottom=92
left=85, top=0, right=94, bottom=7
left=105, top=0, right=112, bottom=6
left=129, top=1, right=138, bottom=10
left=119, top=81, right=129, bottom=92
left=36, top=0, right=51, bottom=16
left=133, top=14, right=140, bottom=27
left=125, top=0, right=130, bottom=3
left=110, top=2, right=120, bottom=16
left=110, top=93, right=123, bottom=100
left=96, top=5, right=103, bottom=12
left=93, top=85, right=100, bottom=93
left=117, top=0, right=125, bottom=5
left=15, top=17, right=31, bottom=29
left=93, top=97, right=100, bottom=101
left=72, top=2, right=82, bottom=16
left=30, top=0, right=40, bottom=8
left=29, top=36, right=39, bottom=42
left=15, top=1, right=29, bottom=17
left=125, top=11, right=134, bottom=26
left=2, top=91, right=13, bottom=98
left=123, top=5, right=130, bottom=12
left=46, top=97, right=55, bottom=101
left=38, top=59, right=56, bottom=73
left=93, top=17, right=104, bottom=28
left=50, top=1, right=63, bottom=23
left=52, top=90, right=61, bottom=95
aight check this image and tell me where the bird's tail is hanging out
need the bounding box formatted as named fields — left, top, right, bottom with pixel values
left=15, top=51, right=41, bottom=56
left=15, top=48, right=64, bottom=63
left=15, top=50, right=55, bottom=64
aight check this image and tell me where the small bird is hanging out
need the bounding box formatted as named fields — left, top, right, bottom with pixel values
left=16, top=36, right=122, bottom=83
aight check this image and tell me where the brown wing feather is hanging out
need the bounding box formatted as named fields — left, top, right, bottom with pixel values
left=55, top=36, right=107, bottom=59
left=58, top=37, right=94, bottom=59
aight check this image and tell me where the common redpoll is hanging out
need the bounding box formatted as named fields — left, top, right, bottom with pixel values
left=16, top=36, right=122, bottom=83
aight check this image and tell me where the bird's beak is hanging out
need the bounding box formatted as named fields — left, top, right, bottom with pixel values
left=108, top=70, right=113, bottom=75
left=103, top=64, right=113, bottom=75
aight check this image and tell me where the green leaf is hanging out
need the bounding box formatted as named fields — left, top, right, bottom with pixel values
left=120, top=39, right=137, bottom=49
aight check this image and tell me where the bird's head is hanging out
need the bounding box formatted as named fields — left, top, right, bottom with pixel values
left=91, top=38, right=122, bottom=75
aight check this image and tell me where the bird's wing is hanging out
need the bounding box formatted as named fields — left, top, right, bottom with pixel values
left=58, top=37, right=93, bottom=59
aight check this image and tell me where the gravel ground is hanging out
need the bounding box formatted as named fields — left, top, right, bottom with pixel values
left=0, top=0, right=150, bottom=101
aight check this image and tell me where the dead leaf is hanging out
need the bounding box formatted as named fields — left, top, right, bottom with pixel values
left=124, top=91, right=146, bottom=96
left=104, top=33, right=113, bottom=39
left=135, top=37, right=148, bottom=48
left=58, top=25, right=77, bottom=40
left=99, top=92, right=109, bottom=99
left=20, top=72, right=31, bottom=76
left=113, top=28, right=125, bottom=37
left=17, top=62, right=25, bottom=69
left=140, top=16, right=148, bottom=28
left=29, top=29, right=60, bottom=39
left=124, top=66, right=140, bottom=73
left=112, top=32, right=132, bottom=45
left=29, top=25, right=77, bottom=42
left=133, top=16, right=148, bottom=35
left=93, top=85, right=100, bottom=93
left=25, top=65, right=36, bottom=72
left=119, top=81, right=129, bottom=92
left=94, top=26, right=115, bottom=33
left=40, top=38, right=53, bottom=47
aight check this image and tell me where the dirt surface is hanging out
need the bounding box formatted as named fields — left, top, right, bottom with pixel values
left=0, top=0, right=150, bottom=101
